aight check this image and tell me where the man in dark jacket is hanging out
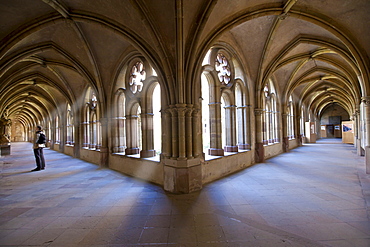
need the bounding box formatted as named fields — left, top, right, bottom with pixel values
left=32, top=125, right=46, bottom=171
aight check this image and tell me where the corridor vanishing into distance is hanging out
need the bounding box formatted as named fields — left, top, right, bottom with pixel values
left=1, top=140, right=369, bottom=246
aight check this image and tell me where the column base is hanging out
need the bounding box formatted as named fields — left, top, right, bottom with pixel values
left=366, top=146, right=370, bottom=174
left=140, top=149, right=156, bottom=158
left=298, top=134, right=304, bottom=146
left=238, top=143, right=250, bottom=150
left=224, top=146, right=238, bottom=152
left=125, top=148, right=140, bottom=155
left=255, top=143, right=264, bottom=163
left=100, top=147, right=109, bottom=167
left=283, top=137, right=289, bottom=152
left=0, top=144, right=10, bottom=156
left=357, top=139, right=365, bottom=156
left=163, top=158, right=202, bottom=194
left=208, top=148, right=224, bottom=156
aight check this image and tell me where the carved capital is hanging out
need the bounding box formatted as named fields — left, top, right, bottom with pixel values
left=192, top=108, right=200, bottom=116
left=362, top=96, right=370, bottom=105
left=185, top=108, right=194, bottom=117
left=254, top=108, right=265, bottom=116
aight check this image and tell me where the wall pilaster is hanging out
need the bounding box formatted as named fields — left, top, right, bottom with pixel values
left=362, top=96, right=370, bottom=173
left=255, top=108, right=265, bottom=162
left=100, top=117, right=109, bottom=167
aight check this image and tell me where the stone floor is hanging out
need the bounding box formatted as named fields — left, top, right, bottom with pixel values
left=0, top=140, right=369, bottom=246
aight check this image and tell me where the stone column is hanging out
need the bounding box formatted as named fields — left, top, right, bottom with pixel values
left=163, top=104, right=202, bottom=194
left=192, top=109, right=202, bottom=158
left=140, top=113, right=156, bottom=158
left=111, top=117, right=119, bottom=153
left=237, top=105, right=250, bottom=150
left=255, top=108, right=265, bottom=162
left=186, top=107, right=194, bottom=158
left=81, top=122, right=88, bottom=148
left=52, top=122, right=57, bottom=149
left=125, top=115, right=140, bottom=155
left=362, top=96, right=370, bottom=173
left=59, top=111, right=65, bottom=153
left=352, top=110, right=363, bottom=155
left=89, top=119, right=94, bottom=149
left=161, top=109, right=171, bottom=158
left=118, top=117, right=126, bottom=152
left=224, top=105, right=238, bottom=152
left=73, top=109, right=80, bottom=159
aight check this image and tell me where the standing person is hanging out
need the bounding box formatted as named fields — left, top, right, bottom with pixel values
left=32, top=125, right=46, bottom=171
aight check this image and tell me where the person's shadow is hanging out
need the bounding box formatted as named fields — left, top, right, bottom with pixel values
left=1, top=170, right=32, bottom=177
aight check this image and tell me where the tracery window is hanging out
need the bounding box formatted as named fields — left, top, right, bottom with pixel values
left=201, top=48, right=249, bottom=157
left=215, top=53, right=231, bottom=85
left=118, top=59, right=161, bottom=158
left=129, top=61, right=146, bottom=94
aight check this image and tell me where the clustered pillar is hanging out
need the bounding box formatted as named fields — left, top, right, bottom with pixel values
left=162, top=104, right=202, bottom=193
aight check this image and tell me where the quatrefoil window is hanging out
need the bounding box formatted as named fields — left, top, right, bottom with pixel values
left=129, top=61, right=146, bottom=94
left=215, top=53, right=231, bottom=85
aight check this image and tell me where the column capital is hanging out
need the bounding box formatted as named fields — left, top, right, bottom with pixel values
left=254, top=108, right=265, bottom=116
left=223, top=105, right=237, bottom=109
left=237, top=105, right=252, bottom=109
left=167, top=104, right=195, bottom=117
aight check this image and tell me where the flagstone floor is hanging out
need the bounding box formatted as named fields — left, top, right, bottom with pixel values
left=0, top=140, right=369, bottom=246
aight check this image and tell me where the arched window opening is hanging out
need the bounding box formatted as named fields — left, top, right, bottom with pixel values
left=265, top=103, right=271, bottom=144
left=287, top=95, right=294, bottom=140
left=263, top=79, right=278, bottom=145
left=114, top=93, right=126, bottom=153
left=300, top=106, right=305, bottom=137
left=91, top=112, right=97, bottom=150
left=55, top=115, right=60, bottom=144
left=271, top=95, right=278, bottom=142
left=47, top=121, right=51, bottom=145
left=221, top=96, right=226, bottom=149
left=235, top=82, right=249, bottom=150
left=66, top=104, right=74, bottom=146
left=137, top=106, right=142, bottom=151
left=201, top=73, right=210, bottom=153
left=153, top=84, right=161, bottom=154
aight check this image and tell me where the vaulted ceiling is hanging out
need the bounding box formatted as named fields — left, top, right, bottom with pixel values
left=0, top=0, right=369, bottom=126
